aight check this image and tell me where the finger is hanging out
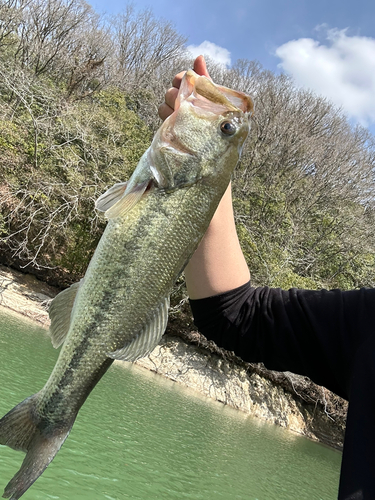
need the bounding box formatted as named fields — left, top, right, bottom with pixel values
left=193, top=55, right=211, bottom=79
left=165, top=86, right=179, bottom=110
left=172, top=70, right=186, bottom=89
left=158, top=102, right=174, bottom=121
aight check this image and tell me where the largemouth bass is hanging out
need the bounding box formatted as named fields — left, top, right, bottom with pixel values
left=0, top=70, right=253, bottom=499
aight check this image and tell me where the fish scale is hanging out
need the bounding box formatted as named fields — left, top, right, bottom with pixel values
left=0, top=69, right=253, bottom=499
left=36, top=185, right=222, bottom=425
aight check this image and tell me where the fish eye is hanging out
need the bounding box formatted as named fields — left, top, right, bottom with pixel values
left=220, top=121, right=237, bottom=136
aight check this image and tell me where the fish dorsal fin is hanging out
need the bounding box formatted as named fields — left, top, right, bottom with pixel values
left=95, top=180, right=150, bottom=219
left=48, top=280, right=83, bottom=348
left=108, top=296, right=170, bottom=362
left=95, top=182, right=128, bottom=213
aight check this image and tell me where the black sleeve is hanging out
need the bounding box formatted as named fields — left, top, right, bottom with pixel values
left=190, top=282, right=375, bottom=400
left=190, top=282, right=375, bottom=499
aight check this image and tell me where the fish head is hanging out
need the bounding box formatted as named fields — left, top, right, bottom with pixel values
left=149, top=70, right=254, bottom=190
left=96, top=71, right=254, bottom=219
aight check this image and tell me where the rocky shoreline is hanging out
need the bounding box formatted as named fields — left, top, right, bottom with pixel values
left=0, top=264, right=347, bottom=450
left=0, top=264, right=57, bottom=325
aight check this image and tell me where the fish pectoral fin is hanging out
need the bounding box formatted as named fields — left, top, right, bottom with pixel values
left=95, top=182, right=128, bottom=213
left=48, top=280, right=83, bottom=348
left=95, top=180, right=150, bottom=219
left=108, top=296, right=170, bottom=362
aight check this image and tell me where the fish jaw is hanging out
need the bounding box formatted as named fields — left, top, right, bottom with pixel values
left=176, top=70, right=254, bottom=115
left=143, top=74, right=252, bottom=193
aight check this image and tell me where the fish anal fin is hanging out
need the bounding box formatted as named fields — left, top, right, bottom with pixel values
left=109, top=296, right=170, bottom=362
left=48, top=280, right=82, bottom=348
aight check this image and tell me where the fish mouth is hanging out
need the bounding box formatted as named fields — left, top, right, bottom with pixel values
left=176, top=70, right=254, bottom=116
left=161, top=71, right=253, bottom=156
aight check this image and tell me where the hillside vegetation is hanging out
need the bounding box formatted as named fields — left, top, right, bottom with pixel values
left=1, top=0, right=374, bottom=292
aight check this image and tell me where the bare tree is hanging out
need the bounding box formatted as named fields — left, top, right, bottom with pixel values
left=110, top=5, right=186, bottom=90
left=0, top=0, right=30, bottom=49
left=0, top=2, right=374, bottom=290
left=227, top=62, right=375, bottom=288
left=0, top=0, right=112, bottom=98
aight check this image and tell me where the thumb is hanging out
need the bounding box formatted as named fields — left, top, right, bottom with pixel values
left=193, top=55, right=211, bottom=79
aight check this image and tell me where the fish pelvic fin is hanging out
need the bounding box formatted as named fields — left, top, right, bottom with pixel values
left=0, top=394, right=73, bottom=499
left=109, top=296, right=170, bottom=361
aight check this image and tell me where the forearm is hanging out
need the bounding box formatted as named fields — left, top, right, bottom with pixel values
left=184, top=183, right=250, bottom=299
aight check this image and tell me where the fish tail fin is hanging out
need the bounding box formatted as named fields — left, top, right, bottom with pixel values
left=0, top=394, right=73, bottom=500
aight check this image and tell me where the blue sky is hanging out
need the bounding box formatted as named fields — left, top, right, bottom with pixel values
left=92, top=0, right=375, bottom=134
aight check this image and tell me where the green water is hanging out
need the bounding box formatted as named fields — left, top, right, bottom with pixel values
left=0, top=307, right=342, bottom=500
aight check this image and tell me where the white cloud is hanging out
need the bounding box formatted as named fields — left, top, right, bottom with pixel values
left=275, top=28, right=375, bottom=127
left=186, top=40, right=231, bottom=67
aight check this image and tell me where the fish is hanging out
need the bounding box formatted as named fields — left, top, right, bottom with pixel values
left=0, top=70, right=253, bottom=499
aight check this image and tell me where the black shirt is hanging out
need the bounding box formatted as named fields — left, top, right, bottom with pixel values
left=190, top=283, right=375, bottom=500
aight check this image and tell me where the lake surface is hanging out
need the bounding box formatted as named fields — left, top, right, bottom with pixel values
left=0, top=307, right=342, bottom=499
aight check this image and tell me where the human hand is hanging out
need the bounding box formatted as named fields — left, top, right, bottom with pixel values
left=158, top=55, right=211, bottom=121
